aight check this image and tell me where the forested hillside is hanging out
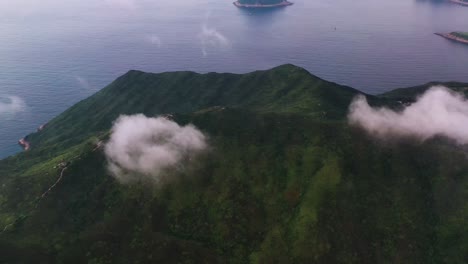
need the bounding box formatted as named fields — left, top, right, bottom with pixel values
left=0, top=65, right=467, bottom=263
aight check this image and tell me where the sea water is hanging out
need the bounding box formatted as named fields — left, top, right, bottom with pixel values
left=1, top=0, right=467, bottom=158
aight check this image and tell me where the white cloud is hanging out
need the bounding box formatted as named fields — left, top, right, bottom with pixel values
left=199, top=25, right=231, bottom=57
left=348, top=86, right=468, bottom=144
left=0, top=96, right=27, bottom=117
left=105, top=114, right=207, bottom=184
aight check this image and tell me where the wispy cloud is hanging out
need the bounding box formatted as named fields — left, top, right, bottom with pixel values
left=199, top=25, right=231, bottom=57
left=0, top=96, right=27, bottom=118
left=75, top=76, right=93, bottom=90
left=348, top=86, right=468, bottom=145
left=145, top=34, right=163, bottom=48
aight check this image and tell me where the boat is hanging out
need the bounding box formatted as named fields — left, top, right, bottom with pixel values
left=233, top=1, right=293, bottom=9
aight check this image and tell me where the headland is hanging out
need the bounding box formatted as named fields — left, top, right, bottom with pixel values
left=435, top=32, right=468, bottom=45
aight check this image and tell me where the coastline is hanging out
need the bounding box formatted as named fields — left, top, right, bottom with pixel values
left=449, top=0, right=468, bottom=6
left=435, top=32, right=468, bottom=45
left=233, top=1, right=293, bottom=8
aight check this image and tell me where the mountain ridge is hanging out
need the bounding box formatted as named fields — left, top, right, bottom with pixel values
left=24, top=64, right=468, bottom=153
left=24, top=64, right=370, bottom=151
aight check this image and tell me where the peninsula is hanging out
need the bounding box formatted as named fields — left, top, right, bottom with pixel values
left=234, top=0, right=293, bottom=8
left=435, top=32, right=468, bottom=45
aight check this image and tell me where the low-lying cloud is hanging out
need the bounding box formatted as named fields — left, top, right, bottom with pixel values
left=348, top=86, right=468, bottom=144
left=0, top=96, right=27, bottom=117
left=105, top=114, right=207, bottom=184
left=199, top=25, right=231, bottom=56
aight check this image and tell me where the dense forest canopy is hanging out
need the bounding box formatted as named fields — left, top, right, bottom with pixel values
left=453, top=31, right=468, bottom=40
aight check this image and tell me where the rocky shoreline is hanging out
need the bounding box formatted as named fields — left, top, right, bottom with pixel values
left=18, top=123, right=47, bottom=151
left=18, top=138, right=30, bottom=151
left=233, top=1, right=293, bottom=8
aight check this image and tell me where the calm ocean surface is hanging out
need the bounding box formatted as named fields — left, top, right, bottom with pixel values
left=1, top=0, right=468, bottom=158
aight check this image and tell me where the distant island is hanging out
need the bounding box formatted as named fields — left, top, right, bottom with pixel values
left=435, top=32, right=468, bottom=45
left=234, top=0, right=293, bottom=8
left=450, top=0, right=468, bottom=6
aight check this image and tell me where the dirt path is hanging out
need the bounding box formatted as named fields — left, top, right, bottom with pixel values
left=40, top=166, right=68, bottom=199
left=1, top=141, right=105, bottom=234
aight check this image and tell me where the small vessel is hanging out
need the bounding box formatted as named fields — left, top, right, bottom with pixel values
left=233, top=0, right=293, bottom=9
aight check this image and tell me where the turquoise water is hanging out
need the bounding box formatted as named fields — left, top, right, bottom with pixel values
left=1, top=0, right=468, bottom=158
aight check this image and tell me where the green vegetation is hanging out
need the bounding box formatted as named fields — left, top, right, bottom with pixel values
left=26, top=64, right=383, bottom=152
left=452, top=32, right=468, bottom=40
left=0, top=65, right=467, bottom=263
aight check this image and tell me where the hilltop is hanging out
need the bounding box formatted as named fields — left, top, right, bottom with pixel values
left=0, top=65, right=467, bottom=263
